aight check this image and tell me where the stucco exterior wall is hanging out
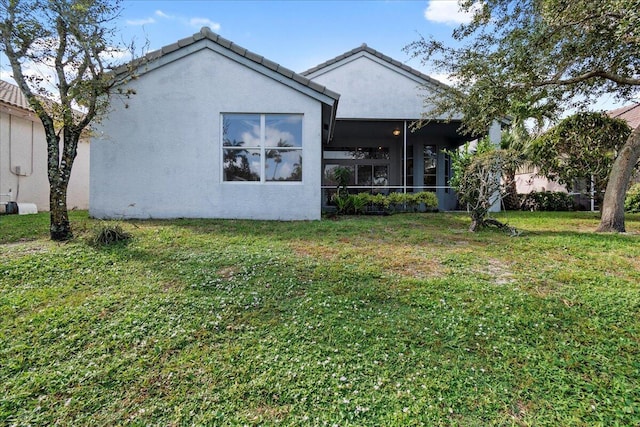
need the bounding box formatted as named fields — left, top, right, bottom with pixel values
left=306, top=54, right=441, bottom=120
left=91, top=46, right=324, bottom=220
left=0, top=109, right=89, bottom=211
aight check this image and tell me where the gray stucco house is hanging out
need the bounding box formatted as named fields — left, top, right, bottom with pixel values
left=91, top=28, right=484, bottom=220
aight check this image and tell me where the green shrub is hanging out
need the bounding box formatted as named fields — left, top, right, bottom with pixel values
left=520, top=191, right=575, bottom=211
left=370, top=193, right=389, bottom=209
left=624, top=183, right=640, bottom=213
left=333, top=194, right=353, bottom=215
left=332, top=191, right=439, bottom=215
left=387, top=192, right=408, bottom=207
left=414, top=191, right=439, bottom=209
left=350, top=194, right=368, bottom=214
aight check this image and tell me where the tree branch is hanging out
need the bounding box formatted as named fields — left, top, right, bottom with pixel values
left=531, top=70, right=640, bottom=88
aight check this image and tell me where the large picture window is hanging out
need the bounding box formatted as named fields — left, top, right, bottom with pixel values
left=222, top=114, right=303, bottom=182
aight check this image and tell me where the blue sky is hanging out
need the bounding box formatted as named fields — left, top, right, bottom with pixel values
left=114, top=0, right=629, bottom=111
left=0, top=0, right=628, bottom=110
left=0, top=0, right=469, bottom=84
left=116, top=0, right=466, bottom=77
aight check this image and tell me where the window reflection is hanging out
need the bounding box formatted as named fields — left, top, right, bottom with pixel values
left=324, top=147, right=389, bottom=160
left=223, top=115, right=261, bottom=147
left=223, top=148, right=260, bottom=181
left=266, top=149, right=302, bottom=181
left=424, top=145, right=437, bottom=188
left=266, top=115, right=303, bottom=147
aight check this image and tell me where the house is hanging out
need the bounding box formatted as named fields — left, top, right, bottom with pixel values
left=91, top=28, right=496, bottom=220
left=515, top=103, right=640, bottom=210
left=301, top=44, right=489, bottom=211
left=609, top=102, right=640, bottom=185
left=0, top=80, right=90, bottom=212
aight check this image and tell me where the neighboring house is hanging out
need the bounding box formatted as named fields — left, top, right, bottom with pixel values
left=609, top=102, right=640, bottom=130
left=0, top=80, right=90, bottom=212
left=610, top=102, right=640, bottom=185
left=515, top=103, right=640, bottom=210
left=91, top=28, right=497, bottom=220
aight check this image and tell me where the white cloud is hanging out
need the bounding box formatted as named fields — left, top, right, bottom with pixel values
left=0, top=70, right=16, bottom=84
left=99, top=46, right=133, bottom=64
left=153, top=9, right=221, bottom=32
left=126, top=17, right=155, bottom=26
left=424, top=0, right=480, bottom=25
left=429, top=73, right=457, bottom=86
left=189, top=18, right=221, bottom=31
left=265, top=127, right=295, bottom=147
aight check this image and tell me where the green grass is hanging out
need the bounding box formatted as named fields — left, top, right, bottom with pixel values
left=1, top=211, right=639, bottom=426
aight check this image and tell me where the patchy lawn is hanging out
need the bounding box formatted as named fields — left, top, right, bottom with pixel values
left=1, top=211, right=639, bottom=425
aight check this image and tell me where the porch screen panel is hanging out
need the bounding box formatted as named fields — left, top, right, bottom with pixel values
left=424, top=145, right=437, bottom=189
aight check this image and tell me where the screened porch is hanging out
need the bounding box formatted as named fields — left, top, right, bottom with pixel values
left=321, top=119, right=472, bottom=211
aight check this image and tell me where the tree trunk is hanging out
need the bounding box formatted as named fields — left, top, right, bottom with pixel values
left=46, top=128, right=79, bottom=241
left=502, top=168, right=520, bottom=210
left=596, top=125, right=640, bottom=232
left=50, top=178, right=72, bottom=241
left=469, top=211, right=484, bottom=232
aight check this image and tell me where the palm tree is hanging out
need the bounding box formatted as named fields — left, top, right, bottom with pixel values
left=500, top=102, right=549, bottom=209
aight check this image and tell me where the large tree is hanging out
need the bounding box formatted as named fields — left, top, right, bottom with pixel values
left=0, top=0, right=136, bottom=240
left=407, top=0, right=640, bottom=232
left=530, top=112, right=632, bottom=205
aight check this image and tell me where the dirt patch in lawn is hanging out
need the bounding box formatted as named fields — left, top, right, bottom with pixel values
left=289, top=241, right=445, bottom=279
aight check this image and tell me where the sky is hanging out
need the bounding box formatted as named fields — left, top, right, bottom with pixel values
left=115, top=0, right=467, bottom=77
left=0, top=1, right=472, bottom=86
left=0, top=0, right=630, bottom=111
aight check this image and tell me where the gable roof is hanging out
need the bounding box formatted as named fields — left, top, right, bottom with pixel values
left=301, top=43, right=449, bottom=91
left=0, top=79, right=32, bottom=111
left=117, top=27, right=340, bottom=106
left=115, top=27, right=340, bottom=143
left=608, top=103, right=640, bottom=129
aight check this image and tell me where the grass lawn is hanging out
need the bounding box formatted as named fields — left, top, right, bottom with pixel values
left=1, top=211, right=639, bottom=426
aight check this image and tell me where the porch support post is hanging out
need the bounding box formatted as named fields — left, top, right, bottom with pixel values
left=488, top=120, right=502, bottom=212
left=403, top=120, right=407, bottom=194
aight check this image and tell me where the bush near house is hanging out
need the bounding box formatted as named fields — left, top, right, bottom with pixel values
left=625, top=183, right=640, bottom=213
left=520, top=191, right=576, bottom=211
left=332, top=191, right=438, bottom=215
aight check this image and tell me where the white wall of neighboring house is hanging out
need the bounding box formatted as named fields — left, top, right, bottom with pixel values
left=0, top=106, right=89, bottom=212
left=91, top=44, right=326, bottom=220
left=515, top=168, right=568, bottom=194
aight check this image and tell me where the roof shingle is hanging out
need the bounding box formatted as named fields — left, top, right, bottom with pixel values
left=0, top=80, right=32, bottom=111
left=608, top=103, right=640, bottom=129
